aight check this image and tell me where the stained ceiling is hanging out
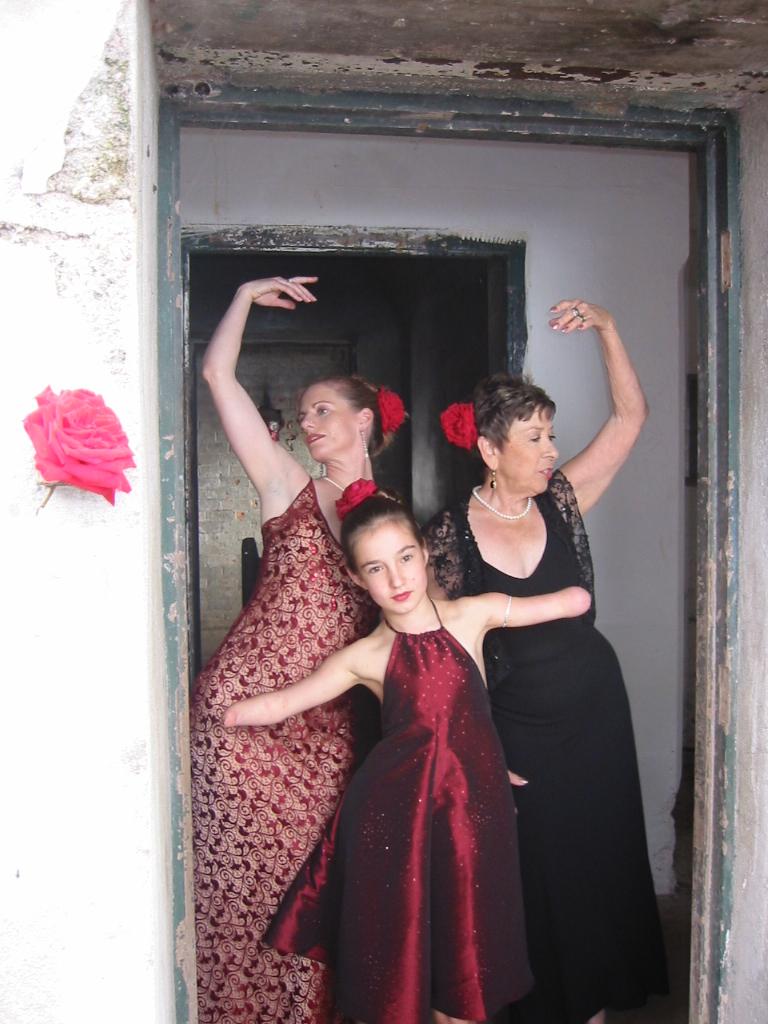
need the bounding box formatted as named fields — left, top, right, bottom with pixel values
left=152, top=0, right=768, bottom=111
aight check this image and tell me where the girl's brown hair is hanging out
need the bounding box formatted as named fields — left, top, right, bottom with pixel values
left=340, top=491, right=423, bottom=572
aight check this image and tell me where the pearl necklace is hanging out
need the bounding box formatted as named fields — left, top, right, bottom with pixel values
left=471, top=486, right=533, bottom=522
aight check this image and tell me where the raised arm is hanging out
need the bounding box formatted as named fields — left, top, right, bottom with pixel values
left=202, top=277, right=318, bottom=516
left=223, top=645, right=363, bottom=729
left=551, top=300, right=648, bottom=514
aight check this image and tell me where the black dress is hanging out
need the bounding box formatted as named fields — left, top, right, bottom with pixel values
left=425, top=471, right=668, bottom=1024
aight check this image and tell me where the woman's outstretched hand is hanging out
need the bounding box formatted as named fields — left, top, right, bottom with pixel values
left=548, top=299, right=616, bottom=334
left=241, top=276, right=318, bottom=309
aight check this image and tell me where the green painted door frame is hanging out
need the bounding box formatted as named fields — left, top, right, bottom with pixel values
left=157, top=88, right=740, bottom=1024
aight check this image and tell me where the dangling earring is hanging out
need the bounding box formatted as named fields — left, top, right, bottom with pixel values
left=361, top=430, right=370, bottom=462
left=490, top=468, right=497, bottom=490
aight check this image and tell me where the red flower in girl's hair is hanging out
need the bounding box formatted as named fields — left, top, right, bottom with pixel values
left=377, top=387, right=406, bottom=435
left=336, top=478, right=379, bottom=520
left=439, top=402, right=478, bottom=451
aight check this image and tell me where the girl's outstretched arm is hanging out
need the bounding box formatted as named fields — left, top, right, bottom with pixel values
left=223, top=645, right=362, bottom=728
left=483, top=586, right=591, bottom=631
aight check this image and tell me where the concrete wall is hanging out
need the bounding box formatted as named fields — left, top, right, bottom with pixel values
left=721, top=93, right=768, bottom=1024
left=181, top=127, right=690, bottom=891
left=0, top=2, right=171, bottom=1023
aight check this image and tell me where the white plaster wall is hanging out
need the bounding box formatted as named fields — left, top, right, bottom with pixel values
left=0, top=2, right=169, bottom=1023
left=181, top=127, right=689, bottom=891
left=721, top=94, right=768, bottom=1024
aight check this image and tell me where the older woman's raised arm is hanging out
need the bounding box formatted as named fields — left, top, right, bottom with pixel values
left=202, top=277, right=317, bottom=513
left=550, top=300, right=648, bottom=515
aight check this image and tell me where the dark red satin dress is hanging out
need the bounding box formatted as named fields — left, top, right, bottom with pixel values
left=191, top=482, right=379, bottom=1023
left=268, top=620, right=533, bottom=1024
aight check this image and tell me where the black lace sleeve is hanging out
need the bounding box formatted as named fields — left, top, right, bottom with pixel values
left=424, top=502, right=486, bottom=599
left=422, top=507, right=467, bottom=599
left=545, top=468, right=596, bottom=620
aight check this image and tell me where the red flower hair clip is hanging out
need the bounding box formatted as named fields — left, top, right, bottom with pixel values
left=439, top=402, right=478, bottom=451
left=336, top=478, right=379, bottom=520
left=377, top=387, right=406, bottom=435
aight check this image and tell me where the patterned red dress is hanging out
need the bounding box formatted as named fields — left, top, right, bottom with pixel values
left=191, top=481, right=378, bottom=1024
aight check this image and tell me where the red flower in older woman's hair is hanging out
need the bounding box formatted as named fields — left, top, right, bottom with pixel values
left=336, top=478, right=379, bottom=520
left=23, top=387, right=135, bottom=505
left=377, top=387, right=406, bottom=435
left=439, top=402, right=478, bottom=451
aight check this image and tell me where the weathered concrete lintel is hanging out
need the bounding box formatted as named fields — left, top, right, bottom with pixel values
left=156, top=45, right=768, bottom=111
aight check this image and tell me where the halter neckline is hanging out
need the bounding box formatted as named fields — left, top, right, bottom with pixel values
left=383, top=598, right=443, bottom=635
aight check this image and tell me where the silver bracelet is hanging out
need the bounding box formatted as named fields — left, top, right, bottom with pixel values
left=502, top=594, right=513, bottom=628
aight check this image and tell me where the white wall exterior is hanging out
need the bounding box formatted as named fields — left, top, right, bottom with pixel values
left=181, top=127, right=690, bottom=891
left=0, top=2, right=169, bottom=1023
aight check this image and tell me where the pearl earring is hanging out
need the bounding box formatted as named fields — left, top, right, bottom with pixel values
left=361, top=430, right=370, bottom=461
left=490, top=469, right=497, bottom=490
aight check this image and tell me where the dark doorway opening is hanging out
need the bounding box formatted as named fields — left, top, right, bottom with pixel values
left=186, top=245, right=525, bottom=672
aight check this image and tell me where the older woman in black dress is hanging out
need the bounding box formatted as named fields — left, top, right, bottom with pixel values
left=425, top=299, right=668, bottom=1024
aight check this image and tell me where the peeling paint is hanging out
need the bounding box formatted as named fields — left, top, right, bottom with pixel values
left=152, top=0, right=768, bottom=109
left=163, top=549, right=186, bottom=583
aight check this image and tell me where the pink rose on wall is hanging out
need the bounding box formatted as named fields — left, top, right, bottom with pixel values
left=23, top=387, right=135, bottom=505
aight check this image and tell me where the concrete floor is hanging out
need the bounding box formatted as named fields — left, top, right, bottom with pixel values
left=493, top=892, right=692, bottom=1024
left=607, top=747, right=694, bottom=1024
left=495, top=752, right=695, bottom=1024
left=606, top=893, right=692, bottom=1024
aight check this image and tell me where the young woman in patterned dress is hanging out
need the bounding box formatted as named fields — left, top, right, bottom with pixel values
left=191, top=276, right=403, bottom=1023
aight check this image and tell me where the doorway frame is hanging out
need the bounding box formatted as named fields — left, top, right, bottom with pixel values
left=184, top=231, right=527, bottom=676
left=157, top=89, right=740, bottom=1024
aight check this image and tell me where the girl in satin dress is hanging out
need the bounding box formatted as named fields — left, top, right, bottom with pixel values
left=224, top=491, right=590, bottom=1024
left=191, top=277, right=406, bottom=1024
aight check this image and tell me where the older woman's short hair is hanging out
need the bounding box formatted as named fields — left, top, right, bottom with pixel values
left=473, top=373, right=556, bottom=449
